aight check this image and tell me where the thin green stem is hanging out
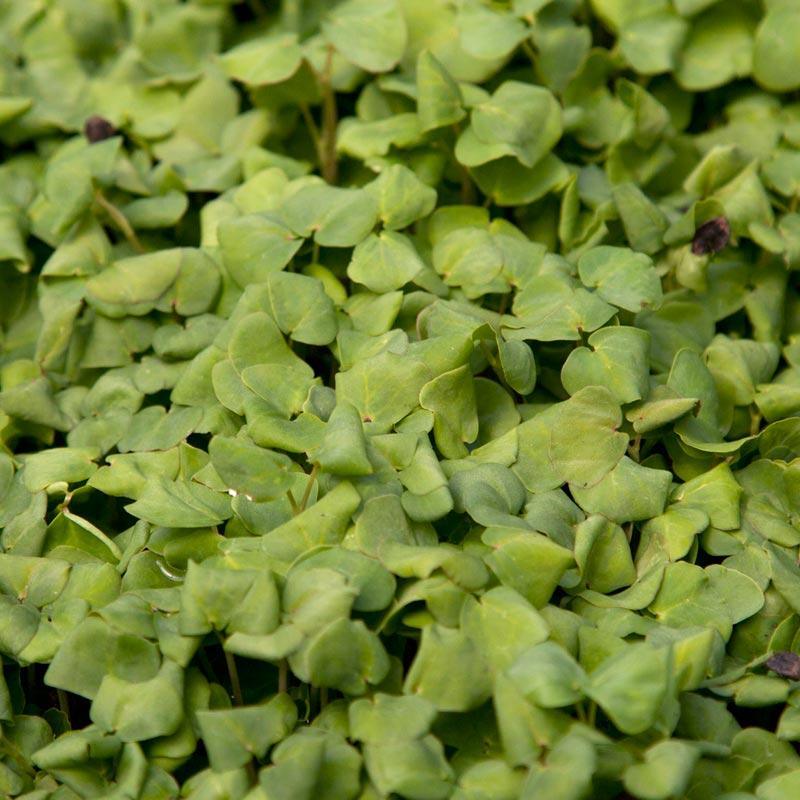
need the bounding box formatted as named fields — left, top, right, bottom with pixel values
left=219, top=635, right=244, bottom=706
left=459, top=164, right=476, bottom=205
left=94, top=189, right=144, bottom=253
left=587, top=701, right=597, bottom=728
left=521, top=40, right=538, bottom=73
left=286, top=489, right=300, bottom=516
left=299, top=463, right=319, bottom=512
left=278, top=659, right=288, bottom=694
left=497, top=292, right=510, bottom=316
left=374, top=599, right=399, bottom=634
left=750, top=406, right=762, bottom=436
left=0, top=736, right=36, bottom=778
left=57, top=688, right=71, bottom=724
left=56, top=491, right=74, bottom=514
left=451, top=123, right=477, bottom=205
left=197, top=646, right=220, bottom=684
left=299, top=102, right=324, bottom=166
left=320, top=46, right=338, bottom=184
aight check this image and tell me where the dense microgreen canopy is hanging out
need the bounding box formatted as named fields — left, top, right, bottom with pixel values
left=3, top=1, right=800, bottom=799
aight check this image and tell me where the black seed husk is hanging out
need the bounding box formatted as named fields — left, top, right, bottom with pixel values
left=691, top=216, right=731, bottom=256
left=766, top=651, right=800, bottom=680
left=84, top=115, right=117, bottom=144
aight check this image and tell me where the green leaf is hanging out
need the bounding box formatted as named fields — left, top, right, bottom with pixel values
left=626, top=388, right=699, bottom=434
left=289, top=548, right=396, bottom=612
left=404, top=624, right=492, bottom=711
left=640, top=505, right=709, bottom=563
left=672, top=462, right=742, bottom=531
left=91, top=659, right=184, bottom=742
left=482, top=526, right=574, bottom=607
left=0, top=376, right=71, bottom=432
left=450, top=462, right=526, bottom=527
left=498, top=339, right=536, bottom=395
left=586, top=643, right=671, bottom=735
left=322, top=0, right=407, bottom=73
left=574, top=515, right=637, bottom=594
left=262, top=271, right=338, bottom=345
left=243, top=481, right=362, bottom=564
left=570, top=457, right=673, bottom=523
left=281, top=183, right=378, bottom=247
left=578, top=246, right=663, bottom=312
left=757, top=770, right=800, bottom=800
left=311, top=401, right=372, bottom=477
left=43, top=509, right=122, bottom=564
left=753, top=5, right=800, bottom=91
left=456, top=82, right=563, bottom=168
left=116, top=406, right=202, bottom=453
left=561, top=326, right=651, bottom=404
left=125, top=478, right=231, bottom=528
left=258, top=728, right=362, bottom=800
left=637, top=301, right=715, bottom=372
left=349, top=693, right=437, bottom=742
left=300, top=617, right=390, bottom=694
left=219, top=33, right=303, bottom=86
left=458, top=5, right=529, bottom=60
left=432, top=226, right=504, bottom=297
left=471, top=154, right=571, bottom=206
left=508, top=270, right=617, bottom=342
left=612, top=182, right=669, bottom=255
left=619, top=12, right=688, bottom=75
left=507, top=641, right=587, bottom=708
left=365, top=164, right=438, bottom=230
left=416, top=50, right=465, bottom=132
left=336, top=351, right=431, bottom=433
left=86, top=249, right=220, bottom=318
left=337, top=113, right=424, bottom=161
left=363, top=735, right=454, bottom=799
left=649, top=562, right=764, bottom=639
left=121, top=191, right=188, bottom=230
left=181, top=559, right=280, bottom=636
left=20, top=448, right=98, bottom=492
left=676, top=5, right=756, bottom=90
left=514, top=386, right=629, bottom=491
left=347, top=231, right=425, bottom=293
left=705, top=335, right=779, bottom=407
left=197, top=695, right=297, bottom=771
left=209, top=436, right=296, bottom=502
left=623, top=740, right=699, bottom=800
left=217, top=215, right=303, bottom=289
left=461, top=587, right=549, bottom=673
left=519, top=733, right=597, bottom=798
left=419, top=365, right=479, bottom=458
